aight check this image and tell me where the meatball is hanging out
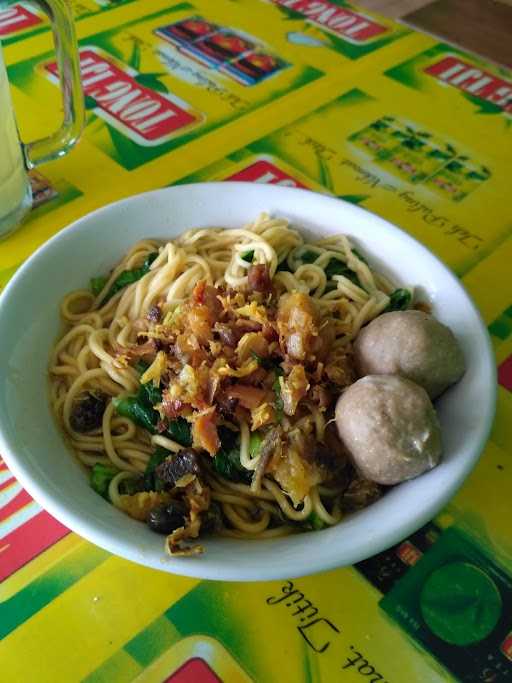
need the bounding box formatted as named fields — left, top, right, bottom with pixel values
left=335, top=375, right=442, bottom=485
left=354, top=310, right=465, bottom=399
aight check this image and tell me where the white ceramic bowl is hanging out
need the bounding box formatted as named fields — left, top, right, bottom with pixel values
left=0, top=183, right=496, bottom=581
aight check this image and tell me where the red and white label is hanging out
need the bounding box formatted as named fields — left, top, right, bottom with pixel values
left=425, top=55, right=512, bottom=114
left=0, top=4, right=42, bottom=36
left=272, top=0, right=388, bottom=43
left=45, top=48, right=199, bottom=146
left=227, top=159, right=307, bottom=188
left=0, top=459, right=69, bottom=582
left=396, top=540, right=422, bottom=566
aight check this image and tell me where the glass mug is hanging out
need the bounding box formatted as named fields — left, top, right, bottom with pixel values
left=0, top=0, right=84, bottom=238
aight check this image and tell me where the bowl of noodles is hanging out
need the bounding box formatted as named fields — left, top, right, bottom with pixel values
left=0, top=183, right=495, bottom=580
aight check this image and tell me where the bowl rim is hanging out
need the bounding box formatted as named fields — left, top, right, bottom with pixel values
left=0, top=182, right=497, bottom=581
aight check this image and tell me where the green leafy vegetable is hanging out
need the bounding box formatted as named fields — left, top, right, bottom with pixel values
left=385, top=288, right=412, bottom=312
left=351, top=248, right=368, bottom=265
left=143, top=447, right=168, bottom=492
left=249, top=431, right=263, bottom=459
left=324, top=258, right=362, bottom=287
left=90, top=276, right=107, bottom=296
left=250, top=351, right=283, bottom=375
left=138, top=381, right=162, bottom=408
left=135, top=360, right=150, bottom=375
left=113, top=396, right=157, bottom=433
left=251, top=350, right=267, bottom=366
left=218, top=425, right=238, bottom=450
left=299, top=250, right=318, bottom=264
left=273, top=376, right=284, bottom=422
left=90, top=463, right=119, bottom=500
left=101, top=251, right=158, bottom=305
left=213, top=427, right=250, bottom=483
left=241, top=250, right=254, bottom=263
left=213, top=445, right=252, bottom=484
left=167, top=418, right=192, bottom=447
left=115, top=349, right=191, bottom=448
left=276, top=259, right=291, bottom=272
left=305, top=511, right=326, bottom=530
left=114, top=382, right=191, bottom=446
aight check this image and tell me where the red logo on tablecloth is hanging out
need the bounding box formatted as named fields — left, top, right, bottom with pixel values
left=396, top=540, right=422, bottom=566
left=165, top=658, right=222, bottom=682
left=0, top=4, right=42, bottom=36
left=271, top=0, right=388, bottom=43
left=501, top=632, right=512, bottom=661
left=45, top=48, right=199, bottom=146
left=227, top=159, right=307, bottom=188
left=0, top=459, right=69, bottom=582
left=425, top=56, right=512, bottom=114
left=498, top=355, right=512, bottom=392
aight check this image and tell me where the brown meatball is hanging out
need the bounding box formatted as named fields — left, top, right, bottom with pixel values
left=335, top=375, right=442, bottom=485
left=354, top=310, right=465, bottom=399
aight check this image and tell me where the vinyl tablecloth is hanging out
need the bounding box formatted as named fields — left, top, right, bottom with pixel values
left=1, top=2, right=512, bottom=681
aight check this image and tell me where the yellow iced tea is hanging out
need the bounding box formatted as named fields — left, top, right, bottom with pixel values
left=0, top=47, right=31, bottom=236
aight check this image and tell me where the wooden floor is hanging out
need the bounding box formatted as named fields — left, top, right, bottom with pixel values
left=356, top=0, right=512, bottom=67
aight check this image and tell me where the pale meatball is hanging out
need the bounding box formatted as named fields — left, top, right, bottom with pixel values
left=354, top=310, right=465, bottom=399
left=335, top=375, right=442, bottom=485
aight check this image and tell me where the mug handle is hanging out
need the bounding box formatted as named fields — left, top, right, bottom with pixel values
left=22, top=0, right=84, bottom=169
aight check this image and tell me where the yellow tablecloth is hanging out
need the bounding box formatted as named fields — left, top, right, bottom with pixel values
left=1, top=2, right=511, bottom=681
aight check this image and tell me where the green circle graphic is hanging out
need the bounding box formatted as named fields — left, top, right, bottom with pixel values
left=420, top=561, right=502, bottom=646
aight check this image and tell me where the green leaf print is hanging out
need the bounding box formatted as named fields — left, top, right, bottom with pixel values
left=134, top=72, right=169, bottom=93
left=128, top=39, right=141, bottom=71
left=317, top=155, right=334, bottom=192
left=462, top=92, right=503, bottom=115
left=338, top=194, right=369, bottom=205
left=84, top=95, right=97, bottom=110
